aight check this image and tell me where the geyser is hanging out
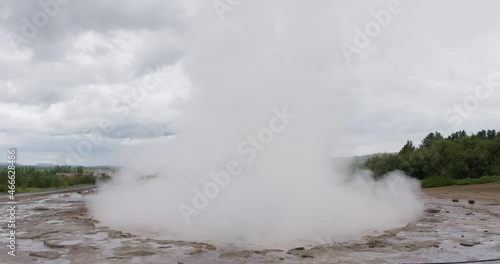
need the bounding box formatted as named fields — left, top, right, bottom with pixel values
left=88, top=0, right=424, bottom=245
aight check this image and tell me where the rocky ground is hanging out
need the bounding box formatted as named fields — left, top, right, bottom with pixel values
left=1, top=184, right=499, bottom=264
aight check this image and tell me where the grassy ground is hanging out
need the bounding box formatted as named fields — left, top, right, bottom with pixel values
left=421, top=175, right=500, bottom=188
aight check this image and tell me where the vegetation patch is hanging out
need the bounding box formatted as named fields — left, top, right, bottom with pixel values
left=363, top=129, right=500, bottom=188
left=0, top=165, right=97, bottom=193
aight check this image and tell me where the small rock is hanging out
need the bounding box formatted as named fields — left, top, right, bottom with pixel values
left=279, top=257, right=285, bottom=260
left=120, top=233, right=134, bottom=238
left=426, top=208, right=441, bottom=214
left=452, top=199, right=459, bottom=202
left=485, top=230, right=489, bottom=233
left=301, top=255, right=314, bottom=258
left=292, top=247, right=305, bottom=251
left=445, top=211, right=450, bottom=213
left=460, top=242, right=474, bottom=247
left=29, top=251, right=61, bottom=259
left=187, top=248, right=206, bottom=255
left=366, top=240, right=386, bottom=248
left=468, top=200, right=476, bottom=204
left=43, top=241, right=65, bottom=248
left=466, top=212, right=475, bottom=216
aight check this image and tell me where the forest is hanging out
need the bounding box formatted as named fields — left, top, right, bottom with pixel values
left=363, top=129, right=500, bottom=187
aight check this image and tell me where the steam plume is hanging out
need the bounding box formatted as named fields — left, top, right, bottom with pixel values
left=88, top=0, right=423, bottom=245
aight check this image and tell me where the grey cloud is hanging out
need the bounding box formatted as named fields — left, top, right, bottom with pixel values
left=3, top=0, right=185, bottom=60
left=98, top=123, right=173, bottom=140
left=1, top=0, right=500, bottom=165
left=0, top=1, right=186, bottom=108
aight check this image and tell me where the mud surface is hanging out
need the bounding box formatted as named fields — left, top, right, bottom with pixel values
left=1, top=184, right=499, bottom=263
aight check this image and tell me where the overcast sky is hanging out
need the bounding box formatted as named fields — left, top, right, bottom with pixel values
left=1, top=0, right=499, bottom=166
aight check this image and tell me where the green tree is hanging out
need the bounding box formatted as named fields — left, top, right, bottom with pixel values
left=364, top=129, right=500, bottom=182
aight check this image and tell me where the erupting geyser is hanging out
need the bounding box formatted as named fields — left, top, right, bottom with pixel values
left=88, top=0, right=424, bottom=245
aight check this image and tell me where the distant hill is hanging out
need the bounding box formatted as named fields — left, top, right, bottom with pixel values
left=35, top=163, right=56, bottom=167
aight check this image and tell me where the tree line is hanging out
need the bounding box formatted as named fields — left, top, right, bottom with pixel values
left=0, top=165, right=95, bottom=192
left=363, top=130, right=500, bottom=187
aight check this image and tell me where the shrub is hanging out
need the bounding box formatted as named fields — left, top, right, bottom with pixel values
left=421, top=175, right=455, bottom=188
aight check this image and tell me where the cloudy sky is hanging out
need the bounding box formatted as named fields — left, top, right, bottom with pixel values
left=1, top=0, right=499, bottom=166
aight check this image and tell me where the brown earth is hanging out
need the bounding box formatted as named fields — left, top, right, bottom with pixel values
left=422, top=182, right=500, bottom=204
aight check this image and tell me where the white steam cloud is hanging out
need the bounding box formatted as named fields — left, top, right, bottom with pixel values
left=88, top=0, right=423, bottom=245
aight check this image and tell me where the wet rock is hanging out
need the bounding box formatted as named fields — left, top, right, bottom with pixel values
left=29, top=251, right=61, bottom=259
left=452, top=199, right=459, bottom=202
left=257, top=249, right=284, bottom=254
left=219, top=250, right=253, bottom=259
left=366, top=240, right=387, bottom=248
left=109, top=231, right=134, bottom=238
left=402, top=241, right=440, bottom=251
left=145, top=239, right=216, bottom=251
left=287, top=247, right=313, bottom=256
left=19, top=230, right=60, bottom=239
left=187, top=248, right=207, bottom=255
left=426, top=208, right=441, bottom=214
left=460, top=242, right=474, bottom=247
left=114, top=246, right=156, bottom=257
left=287, top=247, right=309, bottom=256
left=68, top=245, right=99, bottom=256
left=468, top=200, right=476, bottom=204
left=44, top=241, right=66, bottom=248
left=219, top=249, right=282, bottom=260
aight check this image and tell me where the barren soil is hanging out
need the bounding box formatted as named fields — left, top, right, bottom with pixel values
left=423, top=182, right=500, bottom=214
